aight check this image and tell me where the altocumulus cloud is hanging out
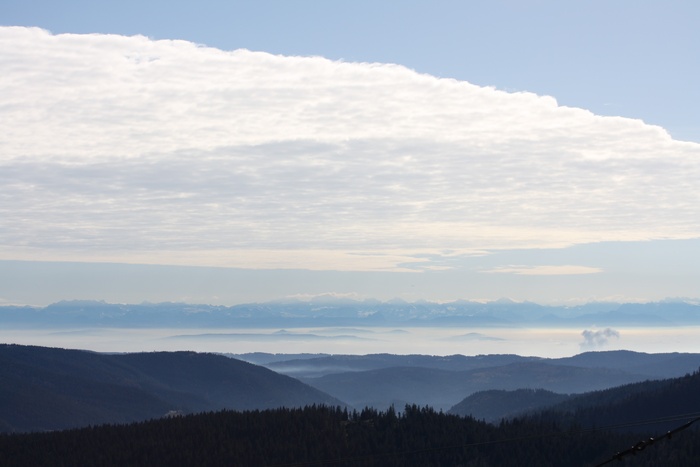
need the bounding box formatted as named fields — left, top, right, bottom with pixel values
left=1, top=27, right=700, bottom=271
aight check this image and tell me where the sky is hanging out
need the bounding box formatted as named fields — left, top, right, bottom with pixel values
left=1, top=1, right=699, bottom=307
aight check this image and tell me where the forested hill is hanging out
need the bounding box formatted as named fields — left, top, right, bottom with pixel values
left=1, top=404, right=698, bottom=466
left=535, top=368, right=700, bottom=433
left=449, top=368, right=700, bottom=425
left=262, top=350, right=700, bottom=412
left=2, top=345, right=699, bottom=464
left=0, top=344, right=343, bottom=433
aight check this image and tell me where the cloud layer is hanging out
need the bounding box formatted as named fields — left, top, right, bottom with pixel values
left=2, top=27, right=699, bottom=271
left=485, top=265, right=603, bottom=276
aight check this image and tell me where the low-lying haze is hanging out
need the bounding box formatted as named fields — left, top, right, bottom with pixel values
left=2, top=326, right=699, bottom=359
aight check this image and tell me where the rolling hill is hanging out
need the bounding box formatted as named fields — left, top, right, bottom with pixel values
left=2, top=371, right=700, bottom=466
left=300, top=361, right=649, bottom=411
left=0, top=344, right=343, bottom=433
left=251, top=350, right=700, bottom=411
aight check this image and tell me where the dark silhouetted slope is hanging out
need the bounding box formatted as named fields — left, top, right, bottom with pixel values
left=533, top=368, right=700, bottom=433
left=0, top=344, right=343, bottom=433
left=303, top=361, right=646, bottom=411
left=449, top=388, right=570, bottom=422
left=264, top=353, right=539, bottom=378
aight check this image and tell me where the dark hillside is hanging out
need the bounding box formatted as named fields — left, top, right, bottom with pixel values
left=534, top=368, right=700, bottom=433
left=0, top=345, right=175, bottom=432
left=115, top=351, right=341, bottom=411
left=304, top=361, right=647, bottom=411
left=0, top=344, right=343, bottom=433
left=449, top=388, right=570, bottom=422
left=265, top=353, right=539, bottom=378
left=449, top=368, right=700, bottom=427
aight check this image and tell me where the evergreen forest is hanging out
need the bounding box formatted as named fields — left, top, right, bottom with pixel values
left=1, top=404, right=698, bottom=466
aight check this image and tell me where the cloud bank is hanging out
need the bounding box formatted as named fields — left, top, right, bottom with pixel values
left=485, top=265, right=603, bottom=276
left=2, top=27, right=699, bottom=271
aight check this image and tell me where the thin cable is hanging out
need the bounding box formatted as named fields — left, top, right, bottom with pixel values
left=577, top=411, right=700, bottom=433
left=593, top=415, right=700, bottom=467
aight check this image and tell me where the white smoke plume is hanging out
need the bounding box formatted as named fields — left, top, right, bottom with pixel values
left=580, top=328, right=620, bottom=350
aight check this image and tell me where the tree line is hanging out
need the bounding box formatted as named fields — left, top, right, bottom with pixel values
left=2, top=403, right=698, bottom=466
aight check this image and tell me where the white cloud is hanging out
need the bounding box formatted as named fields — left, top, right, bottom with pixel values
left=1, top=27, right=700, bottom=271
left=484, top=265, right=603, bottom=276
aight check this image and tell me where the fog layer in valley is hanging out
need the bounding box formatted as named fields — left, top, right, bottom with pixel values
left=3, top=326, right=699, bottom=358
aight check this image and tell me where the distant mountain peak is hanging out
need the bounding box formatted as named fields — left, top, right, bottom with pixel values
left=491, top=297, right=517, bottom=304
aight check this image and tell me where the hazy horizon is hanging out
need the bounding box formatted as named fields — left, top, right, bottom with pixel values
left=3, top=326, right=700, bottom=359
left=3, top=298, right=699, bottom=357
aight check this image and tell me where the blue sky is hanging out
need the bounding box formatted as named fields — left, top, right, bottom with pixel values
left=1, top=1, right=699, bottom=306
